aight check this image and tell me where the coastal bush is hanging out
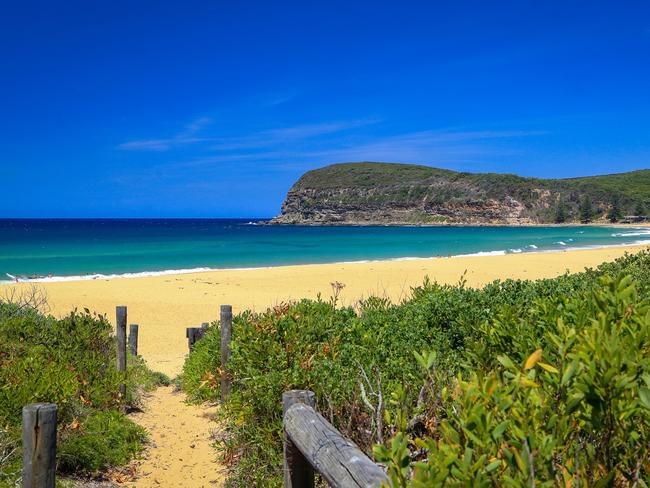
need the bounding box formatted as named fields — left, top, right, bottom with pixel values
left=377, top=274, right=650, bottom=486
left=181, top=250, right=650, bottom=486
left=58, top=410, right=147, bottom=473
left=0, top=303, right=165, bottom=484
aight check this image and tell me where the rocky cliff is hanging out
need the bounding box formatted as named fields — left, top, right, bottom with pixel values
left=271, top=162, right=650, bottom=225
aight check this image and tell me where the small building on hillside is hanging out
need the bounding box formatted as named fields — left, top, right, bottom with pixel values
left=621, top=215, right=649, bottom=223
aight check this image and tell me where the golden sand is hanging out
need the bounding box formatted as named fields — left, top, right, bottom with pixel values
left=126, top=386, right=225, bottom=488
left=4, top=244, right=647, bottom=377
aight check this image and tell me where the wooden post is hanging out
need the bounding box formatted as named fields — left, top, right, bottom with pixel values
left=198, top=322, right=209, bottom=341
left=282, top=390, right=316, bottom=488
left=195, top=323, right=209, bottom=342
left=22, top=403, right=57, bottom=488
left=220, top=305, right=232, bottom=401
left=186, top=327, right=199, bottom=352
left=129, top=324, right=139, bottom=356
left=116, top=306, right=127, bottom=398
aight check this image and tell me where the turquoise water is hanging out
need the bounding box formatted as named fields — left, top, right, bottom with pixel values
left=1, top=219, right=648, bottom=282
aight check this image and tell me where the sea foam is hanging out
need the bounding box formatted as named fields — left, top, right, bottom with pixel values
left=612, top=228, right=650, bottom=237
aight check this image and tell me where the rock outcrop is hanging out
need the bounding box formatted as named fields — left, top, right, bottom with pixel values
left=271, top=162, right=650, bottom=225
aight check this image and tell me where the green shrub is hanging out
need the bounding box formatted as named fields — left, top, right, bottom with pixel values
left=377, top=274, right=650, bottom=486
left=0, top=426, right=20, bottom=487
left=58, top=411, right=147, bottom=474
left=0, top=306, right=165, bottom=483
left=0, top=311, right=121, bottom=424
left=181, top=250, right=650, bottom=487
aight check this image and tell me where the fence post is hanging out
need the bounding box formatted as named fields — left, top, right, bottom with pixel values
left=116, top=306, right=127, bottom=398
left=129, top=323, right=139, bottom=356
left=282, top=390, right=316, bottom=488
left=186, top=327, right=199, bottom=352
left=220, top=305, right=232, bottom=401
left=196, top=322, right=209, bottom=342
left=22, top=403, right=57, bottom=488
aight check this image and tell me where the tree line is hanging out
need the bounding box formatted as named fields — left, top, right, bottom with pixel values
left=554, top=194, right=646, bottom=223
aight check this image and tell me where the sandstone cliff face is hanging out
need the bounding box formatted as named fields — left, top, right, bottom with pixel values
left=270, top=162, right=648, bottom=225
left=273, top=178, right=547, bottom=225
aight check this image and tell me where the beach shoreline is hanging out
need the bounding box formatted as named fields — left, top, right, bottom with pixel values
left=3, top=225, right=650, bottom=285
left=4, top=243, right=648, bottom=376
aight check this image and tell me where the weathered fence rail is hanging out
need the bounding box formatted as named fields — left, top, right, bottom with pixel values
left=282, top=390, right=389, bottom=488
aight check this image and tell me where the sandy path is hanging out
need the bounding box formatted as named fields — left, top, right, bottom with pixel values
left=126, top=386, right=225, bottom=488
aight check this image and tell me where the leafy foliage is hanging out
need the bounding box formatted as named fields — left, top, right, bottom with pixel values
left=608, top=194, right=623, bottom=222
left=553, top=198, right=567, bottom=223
left=636, top=202, right=646, bottom=217
left=58, top=411, right=147, bottom=474
left=0, top=304, right=165, bottom=483
left=182, top=250, right=650, bottom=486
left=376, top=275, right=650, bottom=486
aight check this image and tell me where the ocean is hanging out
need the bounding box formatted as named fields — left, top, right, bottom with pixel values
left=1, top=219, right=648, bottom=283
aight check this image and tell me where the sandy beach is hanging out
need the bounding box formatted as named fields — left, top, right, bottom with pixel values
left=3, top=244, right=647, bottom=377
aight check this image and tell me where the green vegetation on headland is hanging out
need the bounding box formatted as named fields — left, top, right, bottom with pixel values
left=272, top=162, right=650, bottom=225
left=182, top=250, right=650, bottom=486
left=0, top=292, right=168, bottom=486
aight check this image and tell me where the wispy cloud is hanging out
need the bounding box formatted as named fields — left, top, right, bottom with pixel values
left=307, top=128, right=547, bottom=164
left=118, top=117, right=214, bottom=151
left=110, top=122, right=550, bottom=206
left=115, top=112, right=548, bottom=189
left=118, top=117, right=377, bottom=152
left=149, top=126, right=547, bottom=175
left=206, top=119, right=380, bottom=152
left=264, top=91, right=299, bottom=107
left=263, top=120, right=378, bottom=139
left=182, top=117, right=212, bottom=135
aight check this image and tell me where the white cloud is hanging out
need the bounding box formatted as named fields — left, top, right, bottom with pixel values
left=118, top=117, right=214, bottom=151
left=117, top=114, right=547, bottom=178
left=119, top=117, right=380, bottom=152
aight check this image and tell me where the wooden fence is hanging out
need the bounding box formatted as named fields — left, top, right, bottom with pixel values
left=282, top=390, right=389, bottom=488
left=20, top=305, right=388, bottom=487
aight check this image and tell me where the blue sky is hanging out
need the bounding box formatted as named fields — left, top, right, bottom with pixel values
left=1, top=1, right=649, bottom=217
